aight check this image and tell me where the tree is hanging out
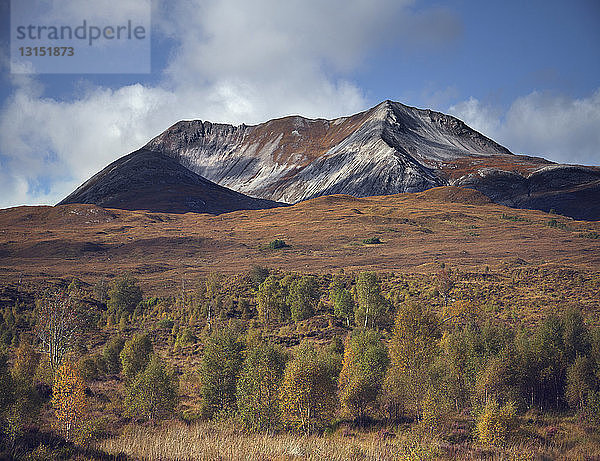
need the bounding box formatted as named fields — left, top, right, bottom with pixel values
left=107, top=274, right=143, bottom=314
left=288, top=275, right=319, bottom=322
left=120, top=333, right=153, bottom=381
left=354, top=272, right=388, bottom=329
left=236, top=342, right=288, bottom=431
left=198, top=327, right=244, bottom=418
left=562, top=308, right=590, bottom=364
left=436, top=322, right=512, bottom=412
left=435, top=268, right=454, bottom=309
left=249, top=265, right=270, bottom=287
left=12, top=339, right=40, bottom=380
left=6, top=344, right=39, bottom=446
left=103, top=336, right=125, bottom=374
left=279, top=343, right=338, bottom=434
left=124, top=355, right=178, bottom=421
left=339, top=329, right=388, bottom=424
left=204, top=272, right=221, bottom=330
left=565, top=355, right=598, bottom=411
left=329, top=275, right=354, bottom=327
left=383, top=302, right=440, bottom=419
left=257, top=275, right=288, bottom=324
left=52, top=359, right=86, bottom=441
left=529, top=315, right=567, bottom=409
left=35, top=291, right=89, bottom=373
left=0, top=352, right=14, bottom=415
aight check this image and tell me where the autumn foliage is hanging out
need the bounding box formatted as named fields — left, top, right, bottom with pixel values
left=52, top=359, right=86, bottom=441
left=279, top=343, right=338, bottom=434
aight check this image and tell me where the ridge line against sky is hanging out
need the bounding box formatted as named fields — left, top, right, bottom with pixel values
left=0, top=0, right=599, bottom=208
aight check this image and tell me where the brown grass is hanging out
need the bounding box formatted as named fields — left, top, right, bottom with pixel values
left=1, top=186, right=599, bottom=295
left=98, top=418, right=600, bottom=461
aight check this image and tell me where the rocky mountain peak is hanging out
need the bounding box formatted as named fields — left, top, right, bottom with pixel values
left=62, top=100, right=600, bottom=220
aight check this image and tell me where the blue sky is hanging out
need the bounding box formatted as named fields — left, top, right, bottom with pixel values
left=0, top=0, right=599, bottom=208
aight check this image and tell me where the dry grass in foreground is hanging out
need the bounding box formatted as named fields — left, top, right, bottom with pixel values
left=97, top=419, right=600, bottom=461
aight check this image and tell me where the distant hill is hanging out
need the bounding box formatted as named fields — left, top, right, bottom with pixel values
left=58, top=149, right=286, bottom=214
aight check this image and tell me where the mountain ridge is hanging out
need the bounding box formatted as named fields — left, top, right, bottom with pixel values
left=62, top=100, right=600, bottom=220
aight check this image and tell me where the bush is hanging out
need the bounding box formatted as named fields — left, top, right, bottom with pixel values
left=124, top=355, right=178, bottom=421
left=103, top=336, right=125, bottom=374
left=547, top=219, right=566, bottom=229
left=362, top=237, right=382, bottom=244
left=279, top=343, right=338, bottom=434
left=174, top=327, right=196, bottom=351
left=566, top=355, right=597, bottom=411
left=288, top=275, right=319, bottom=322
left=475, top=399, right=517, bottom=446
left=257, top=275, right=289, bottom=324
left=107, top=274, right=143, bottom=314
left=354, top=272, right=389, bottom=329
left=249, top=265, right=270, bottom=287
left=268, top=239, right=288, bottom=249
left=157, top=317, right=175, bottom=329
left=198, top=328, right=244, bottom=418
left=339, top=329, right=389, bottom=424
left=120, top=334, right=153, bottom=381
left=77, top=356, right=99, bottom=382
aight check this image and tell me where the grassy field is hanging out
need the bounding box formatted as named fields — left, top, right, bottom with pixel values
left=1, top=186, right=599, bottom=293
left=98, top=416, right=600, bottom=461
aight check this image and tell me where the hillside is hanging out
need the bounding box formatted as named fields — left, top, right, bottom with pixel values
left=3, top=187, right=600, bottom=295
left=58, top=149, right=285, bottom=214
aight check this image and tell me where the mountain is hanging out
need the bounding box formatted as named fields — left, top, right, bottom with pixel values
left=58, top=149, right=285, bottom=214
left=61, top=100, right=599, bottom=220
left=145, top=100, right=509, bottom=202
left=142, top=100, right=599, bottom=220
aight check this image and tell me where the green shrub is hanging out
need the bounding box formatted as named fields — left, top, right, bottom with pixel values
left=198, top=328, right=244, bottom=418
left=174, top=327, right=196, bottom=350
left=249, top=265, right=270, bottom=287
left=268, top=239, right=288, bottom=249
left=547, top=218, right=566, bottom=229
left=77, top=356, right=99, bottom=382
left=107, top=274, right=143, bottom=313
left=500, top=213, right=529, bottom=222
left=339, top=329, right=389, bottom=424
left=362, top=237, right=382, bottom=244
left=236, top=342, right=287, bottom=431
left=120, top=333, right=153, bottom=381
left=279, top=343, right=338, bottom=434
left=157, top=317, right=175, bottom=329
left=288, top=275, right=319, bottom=322
left=124, top=355, right=178, bottom=421
left=103, top=336, right=125, bottom=374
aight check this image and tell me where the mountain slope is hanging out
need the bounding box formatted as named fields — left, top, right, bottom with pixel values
left=145, top=100, right=511, bottom=203
left=61, top=100, right=599, bottom=220
left=58, top=149, right=285, bottom=214
left=143, top=100, right=600, bottom=220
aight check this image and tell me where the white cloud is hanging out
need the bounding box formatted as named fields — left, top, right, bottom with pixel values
left=0, top=0, right=463, bottom=207
left=448, top=90, right=600, bottom=166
